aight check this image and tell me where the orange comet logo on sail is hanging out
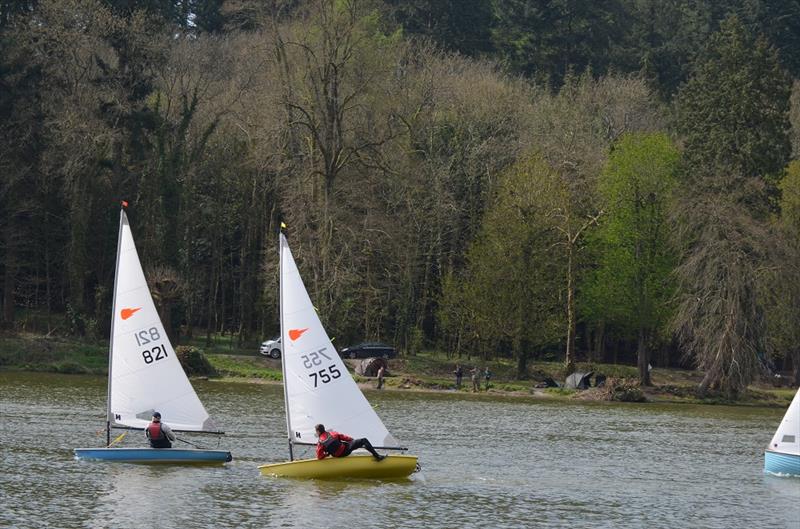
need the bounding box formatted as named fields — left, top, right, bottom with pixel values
left=120, top=307, right=142, bottom=320
left=289, top=328, right=309, bottom=341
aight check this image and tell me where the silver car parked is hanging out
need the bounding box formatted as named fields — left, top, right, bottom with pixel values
left=259, top=337, right=282, bottom=359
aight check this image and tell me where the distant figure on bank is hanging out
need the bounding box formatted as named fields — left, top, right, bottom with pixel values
left=314, top=424, right=385, bottom=461
left=376, top=365, right=385, bottom=390
left=471, top=367, right=479, bottom=392
left=484, top=367, right=491, bottom=391
left=146, top=411, right=176, bottom=448
left=454, top=364, right=463, bottom=389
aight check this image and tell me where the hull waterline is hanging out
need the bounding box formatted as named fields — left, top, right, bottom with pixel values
left=258, top=454, right=418, bottom=479
left=74, top=447, right=232, bottom=464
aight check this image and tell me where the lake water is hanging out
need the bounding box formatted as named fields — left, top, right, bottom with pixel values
left=1, top=372, right=798, bottom=529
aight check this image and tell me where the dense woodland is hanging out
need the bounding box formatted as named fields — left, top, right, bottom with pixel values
left=2, top=0, right=800, bottom=395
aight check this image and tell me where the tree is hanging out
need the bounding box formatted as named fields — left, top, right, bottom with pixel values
left=584, top=133, right=679, bottom=385
left=675, top=15, right=792, bottom=181
left=389, top=52, right=535, bottom=352
left=790, top=80, right=800, bottom=159
left=529, top=73, right=663, bottom=373
left=620, top=0, right=713, bottom=100
left=0, top=4, right=45, bottom=328
left=764, top=161, right=800, bottom=385
left=671, top=177, right=775, bottom=397
left=383, top=0, right=494, bottom=57
left=445, top=155, right=565, bottom=377
left=491, top=0, right=627, bottom=86
left=733, top=0, right=800, bottom=79
left=672, top=15, right=793, bottom=397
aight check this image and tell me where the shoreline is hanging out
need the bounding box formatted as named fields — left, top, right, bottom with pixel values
left=202, top=373, right=793, bottom=408
left=0, top=333, right=795, bottom=409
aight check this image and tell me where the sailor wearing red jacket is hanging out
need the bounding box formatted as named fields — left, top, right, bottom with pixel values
left=315, top=424, right=385, bottom=461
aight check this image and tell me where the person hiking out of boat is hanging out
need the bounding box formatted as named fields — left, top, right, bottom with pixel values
left=145, top=412, right=176, bottom=448
left=314, top=424, right=385, bottom=461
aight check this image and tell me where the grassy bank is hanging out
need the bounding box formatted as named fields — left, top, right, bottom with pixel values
left=0, top=333, right=795, bottom=408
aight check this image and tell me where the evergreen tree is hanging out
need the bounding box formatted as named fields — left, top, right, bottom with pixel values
left=385, top=0, right=494, bottom=56
left=672, top=16, right=792, bottom=396
left=492, top=0, right=628, bottom=85
left=676, top=15, right=792, bottom=182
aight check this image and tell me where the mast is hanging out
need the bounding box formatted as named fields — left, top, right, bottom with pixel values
left=106, top=205, right=126, bottom=446
left=279, top=230, right=294, bottom=461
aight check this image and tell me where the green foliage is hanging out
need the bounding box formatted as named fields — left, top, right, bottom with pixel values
left=175, top=345, right=218, bottom=377
left=205, top=354, right=282, bottom=381
left=583, top=133, right=679, bottom=339
left=621, top=0, right=713, bottom=99
left=441, top=155, right=565, bottom=371
left=544, top=387, right=576, bottom=397
left=780, top=161, right=800, bottom=230
left=676, top=15, right=792, bottom=180
left=2, top=0, right=800, bottom=402
left=385, top=0, right=494, bottom=56
left=763, top=161, right=800, bottom=381
left=491, top=0, right=626, bottom=86
left=671, top=16, right=793, bottom=397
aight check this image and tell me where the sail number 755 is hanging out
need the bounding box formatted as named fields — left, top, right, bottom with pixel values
left=309, top=365, right=341, bottom=387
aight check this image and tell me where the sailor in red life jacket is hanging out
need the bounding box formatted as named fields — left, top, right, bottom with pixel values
left=145, top=412, right=176, bottom=448
left=314, top=424, right=385, bottom=461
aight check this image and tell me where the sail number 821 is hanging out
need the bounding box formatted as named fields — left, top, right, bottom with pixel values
left=134, top=327, right=168, bottom=365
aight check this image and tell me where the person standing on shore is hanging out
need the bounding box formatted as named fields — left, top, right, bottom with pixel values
left=454, top=364, right=463, bottom=389
left=376, top=365, right=385, bottom=390
left=471, top=367, right=479, bottom=392
left=484, top=367, right=491, bottom=391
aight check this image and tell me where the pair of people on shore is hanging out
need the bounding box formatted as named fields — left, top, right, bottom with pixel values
left=466, top=366, right=491, bottom=392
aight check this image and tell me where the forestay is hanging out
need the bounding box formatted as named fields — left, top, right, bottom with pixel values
left=279, top=233, right=398, bottom=448
left=108, top=211, right=218, bottom=432
left=768, top=388, right=800, bottom=455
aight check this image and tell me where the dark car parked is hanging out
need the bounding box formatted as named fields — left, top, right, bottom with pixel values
left=339, top=342, right=397, bottom=359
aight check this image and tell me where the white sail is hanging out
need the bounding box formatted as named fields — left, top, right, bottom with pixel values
left=108, top=210, right=218, bottom=432
left=280, top=233, right=398, bottom=448
left=768, top=387, right=800, bottom=456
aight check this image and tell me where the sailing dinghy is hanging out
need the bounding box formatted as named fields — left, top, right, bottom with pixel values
left=764, top=387, right=800, bottom=476
left=258, top=233, right=417, bottom=479
left=74, top=206, right=231, bottom=464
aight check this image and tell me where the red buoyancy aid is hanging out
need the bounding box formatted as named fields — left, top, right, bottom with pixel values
left=320, top=432, right=347, bottom=457
left=147, top=422, right=164, bottom=440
